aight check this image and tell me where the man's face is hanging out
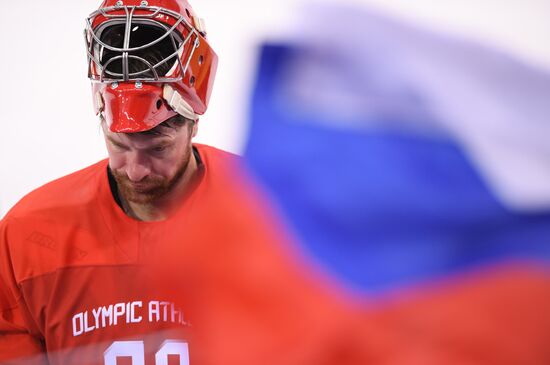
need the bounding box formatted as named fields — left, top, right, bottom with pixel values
left=102, top=121, right=196, bottom=204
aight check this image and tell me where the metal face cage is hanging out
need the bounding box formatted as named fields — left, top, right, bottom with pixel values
left=85, top=4, right=200, bottom=83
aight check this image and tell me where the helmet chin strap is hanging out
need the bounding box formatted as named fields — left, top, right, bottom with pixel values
left=163, top=84, right=199, bottom=121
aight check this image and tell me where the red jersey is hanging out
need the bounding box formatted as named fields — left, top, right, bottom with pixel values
left=0, top=144, right=354, bottom=365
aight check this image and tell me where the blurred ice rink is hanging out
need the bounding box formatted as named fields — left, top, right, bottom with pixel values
left=0, top=0, right=549, bottom=216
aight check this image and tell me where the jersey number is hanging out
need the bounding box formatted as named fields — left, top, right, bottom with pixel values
left=104, top=340, right=189, bottom=365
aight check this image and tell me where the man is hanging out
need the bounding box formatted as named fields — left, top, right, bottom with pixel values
left=0, top=1, right=357, bottom=364
left=0, top=0, right=218, bottom=363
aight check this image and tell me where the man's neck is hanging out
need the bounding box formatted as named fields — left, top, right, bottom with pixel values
left=122, top=152, right=200, bottom=222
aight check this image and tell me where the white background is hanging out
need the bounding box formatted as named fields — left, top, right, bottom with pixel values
left=0, top=0, right=549, bottom=217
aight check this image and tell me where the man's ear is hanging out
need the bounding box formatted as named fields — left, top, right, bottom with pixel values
left=191, top=120, right=199, bottom=138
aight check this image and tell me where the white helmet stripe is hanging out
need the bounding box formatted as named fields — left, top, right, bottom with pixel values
left=163, top=84, right=198, bottom=120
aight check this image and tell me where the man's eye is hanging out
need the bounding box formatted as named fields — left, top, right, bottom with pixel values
left=153, top=146, right=166, bottom=152
left=112, top=142, right=127, bottom=150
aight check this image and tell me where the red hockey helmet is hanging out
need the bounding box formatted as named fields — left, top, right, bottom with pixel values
left=85, top=0, right=218, bottom=132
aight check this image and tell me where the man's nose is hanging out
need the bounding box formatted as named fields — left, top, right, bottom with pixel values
left=125, top=153, right=151, bottom=182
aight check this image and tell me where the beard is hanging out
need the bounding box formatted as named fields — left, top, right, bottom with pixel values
left=111, top=149, right=192, bottom=205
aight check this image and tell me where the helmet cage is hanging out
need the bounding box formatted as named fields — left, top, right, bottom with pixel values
left=85, top=4, right=200, bottom=83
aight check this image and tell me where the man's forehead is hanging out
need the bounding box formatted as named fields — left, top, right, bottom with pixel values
left=106, top=127, right=178, bottom=145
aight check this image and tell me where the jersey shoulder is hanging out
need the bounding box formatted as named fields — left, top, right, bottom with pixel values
left=193, top=143, right=250, bottom=188
left=194, top=143, right=240, bottom=165
left=5, top=159, right=109, bottom=220
left=0, top=160, right=116, bottom=283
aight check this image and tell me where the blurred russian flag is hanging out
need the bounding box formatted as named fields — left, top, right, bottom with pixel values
left=243, top=4, right=550, bottom=363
